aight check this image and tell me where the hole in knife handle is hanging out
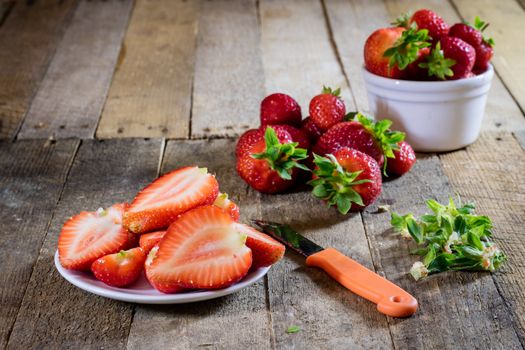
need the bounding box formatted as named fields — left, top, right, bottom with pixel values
left=391, top=296, right=402, bottom=303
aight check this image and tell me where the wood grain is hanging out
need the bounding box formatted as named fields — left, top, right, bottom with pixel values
left=452, top=0, right=525, bottom=112
left=96, top=0, right=198, bottom=139
left=260, top=192, right=392, bottom=348
left=18, top=0, right=132, bottom=139
left=260, top=0, right=355, bottom=113
left=190, top=0, right=265, bottom=138
left=126, top=139, right=272, bottom=350
left=361, top=154, right=521, bottom=349
left=0, top=0, right=78, bottom=139
left=0, top=139, right=78, bottom=349
left=7, top=139, right=162, bottom=350
left=440, top=132, right=525, bottom=345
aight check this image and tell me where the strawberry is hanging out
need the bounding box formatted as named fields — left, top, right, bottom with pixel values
left=139, top=230, right=166, bottom=254
left=145, top=245, right=185, bottom=293
left=364, top=27, right=405, bottom=78
left=449, top=23, right=482, bottom=47
left=386, top=141, right=416, bottom=176
left=420, top=39, right=475, bottom=80
left=91, top=247, right=146, bottom=287
left=123, top=167, right=219, bottom=234
left=58, top=203, right=131, bottom=271
left=145, top=206, right=252, bottom=291
left=309, top=148, right=382, bottom=214
left=313, top=113, right=405, bottom=169
left=474, top=41, right=493, bottom=73
left=301, top=116, right=323, bottom=143
left=271, top=124, right=311, bottom=150
left=236, top=126, right=309, bottom=194
left=406, top=47, right=431, bottom=80
left=410, top=9, right=449, bottom=42
left=382, top=27, right=431, bottom=77
left=213, top=192, right=240, bottom=221
left=234, top=223, right=285, bottom=268
left=309, top=87, right=346, bottom=132
left=236, top=127, right=292, bottom=159
left=260, top=93, right=302, bottom=127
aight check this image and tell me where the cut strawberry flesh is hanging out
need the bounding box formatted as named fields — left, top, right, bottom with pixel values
left=234, top=223, right=285, bottom=268
left=145, top=206, right=252, bottom=291
left=124, top=166, right=219, bottom=234
left=139, top=230, right=166, bottom=254
left=58, top=203, right=130, bottom=271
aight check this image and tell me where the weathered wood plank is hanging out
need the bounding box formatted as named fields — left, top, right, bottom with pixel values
left=0, top=0, right=78, bottom=139
left=260, top=0, right=355, bottom=112
left=452, top=0, right=525, bottom=112
left=326, top=0, right=525, bottom=132
left=96, top=0, right=198, bottom=139
left=261, top=191, right=393, bottom=349
left=190, top=0, right=265, bottom=138
left=18, top=0, right=133, bottom=139
left=361, top=154, right=521, bottom=349
left=440, top=132, right=525, bottom=345
left=126, top=138, right=272, bottom=350
left=514, top=130, right=525, bottom=150
left=7, top=139, right=162, bottom=350
left=0, top=1, right=13, bottom=26
left=0, top=139, right=78, bottom=349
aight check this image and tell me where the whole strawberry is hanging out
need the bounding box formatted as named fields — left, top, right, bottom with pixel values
left=236, top=126, right=309, bottom=193
left=301, top=116, right=323, bottom=143
left=271, top=124, right=311, bottom=150
left=420, top=39, right=475, bottom=80
left=386, top=141, right=416, bottom=176
left=309, top=148, right=382, bottom=214
left=410, top=9, right=449, bottom=42
left=474, top=41, right=493, bottom=73
left=236, top=127, right=292, bottom=158
left=309, top=86, right=346, bottom=132
left=313, top=113, right=405, bottom=169
left=260, top=93, right=302, bottom=127
left=91, top=247, right=147, bottom=287
left=364, top=27, right=406, bottom=78
left=449, top=23, right=482, bottom=47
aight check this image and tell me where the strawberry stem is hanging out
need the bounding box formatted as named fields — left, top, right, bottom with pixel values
left=321, top=86, right=341, bottom=98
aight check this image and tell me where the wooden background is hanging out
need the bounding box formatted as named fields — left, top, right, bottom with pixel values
left=0, top=0, right=524, bottom=349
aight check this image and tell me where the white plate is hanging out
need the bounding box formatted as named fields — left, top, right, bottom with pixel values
left=54, top=250, right=270, bottom=304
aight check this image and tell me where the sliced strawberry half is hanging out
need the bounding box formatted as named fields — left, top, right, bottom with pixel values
left=91, top=247, right=146, bottom=287
left=139, top=230, right=166, bottom=254
left=145, top=205, right=252, bottom=291
left=234, top=223, right=285, bottom=268
left=124, top=167, right=219, bottom=234
left=58, top=203, right=130, bottom=271
left=145, top=245, right=185, bottom=293
left=213, top=192, right=240, bottom=221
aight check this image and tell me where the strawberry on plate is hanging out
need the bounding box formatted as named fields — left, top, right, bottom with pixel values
left=123, top=167, right=219, bottom=234
left=234, top=223, right=285, bottom=268
left=58, top=203, right=131, bottom=271
left=309, top=148, right=382, bottom=214
left=145, top=206, right=253, bottom=292
left=386, top=141, right=416, bottom=176
left=91, top=247, right=147, bottom=287
left=260, top=93, right=302, bottom=127
left=214, top=192, right=240, bottom=221
left=309, top=87, right=346, bottom=132
left=139, top=230, right=166, bottom=254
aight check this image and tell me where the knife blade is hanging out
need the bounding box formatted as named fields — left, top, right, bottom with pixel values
left=252, top=219, right=418, bottom=318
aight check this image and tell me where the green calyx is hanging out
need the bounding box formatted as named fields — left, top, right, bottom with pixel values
left=418, top=42, right=456, bottom=80
left=391, top=197, right=506, bottom=280
left=468, top=16, right=495, bottom=47
left=321, top=86, right=341, bottom=98
left=308, top=153, right=372, bottom=215
left=383, top=25, right=431, bottom=70
left=251, top=126, right=309, bottom=180
left=391, top=12, right=412, bottom=29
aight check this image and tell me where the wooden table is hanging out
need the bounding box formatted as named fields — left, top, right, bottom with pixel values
left=1, top=0, right=524, bottom=349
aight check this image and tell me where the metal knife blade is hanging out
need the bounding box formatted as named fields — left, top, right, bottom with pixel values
left=251, top=219, right=324, bottom=257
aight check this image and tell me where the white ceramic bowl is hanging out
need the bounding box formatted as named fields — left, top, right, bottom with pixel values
left=362, top=65, right=494, bottom=152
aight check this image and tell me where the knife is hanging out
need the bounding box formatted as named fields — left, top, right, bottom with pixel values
left=252, top=219, right=418, bottom=318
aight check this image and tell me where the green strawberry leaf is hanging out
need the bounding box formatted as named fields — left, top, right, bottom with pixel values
left=419, top=42, right=456, bottom=80
left=383, top=27, right=431, bottom=70
left=471, top=16, right=495, bottom=47
left=321, top=86, right=341, bottom=97
left=391, top=11, right=412, bottom=29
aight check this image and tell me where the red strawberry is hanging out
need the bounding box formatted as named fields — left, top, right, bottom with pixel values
left=410, top=9, right=449, bottom=42
left=91, top=247, right=146, bottom=287
left=145, top=206, right=252, bottom=291
left=449, top=23, right=482, bottom=47
left=236, top=126, right=309, bottom=194
left=309, top=87, right=346, bottom=132
left=309, top=148, right=382, bottom=213
left=234, top=223, right=285, bottom=268
left=364, top=27, right=406, bottom=78
left=260, top=93, right=302, bottom=127
left=236, top=127, right=292, bottom=158
left=474, top=41, right=493, bottom=73
left=58, top=203, right=131, bottom=271
left=145, top=245, right=185, bottom=293
left=271, top=124, right=311, bottom=150
left=440, top=37, right=476, bottom=79
left=301, top=116, right=323, bottom=143
left=386, top=141, right=416, bottom=176
left=213, top=192, right=240, bottom=221
left=123, top=167, right=219, bottom=234
left=406, top=47, right=431, bottom=80
left=139, top=230, right=166, bottom=254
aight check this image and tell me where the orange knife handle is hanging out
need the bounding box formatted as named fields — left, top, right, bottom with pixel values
left=305, top=248, right=418, bottom=317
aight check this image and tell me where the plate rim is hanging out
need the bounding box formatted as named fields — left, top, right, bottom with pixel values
left=54, top=250, right=270, bottom=304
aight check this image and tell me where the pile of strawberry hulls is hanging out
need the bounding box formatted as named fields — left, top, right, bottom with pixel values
left=365, top=9, right=494, bottom=80
left=236, top=88, right=416, bottom=215
left=58, top=167, right=285, bottom=291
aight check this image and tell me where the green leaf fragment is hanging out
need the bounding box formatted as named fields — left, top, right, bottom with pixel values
left=286, top=326, right=301, bottom=334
